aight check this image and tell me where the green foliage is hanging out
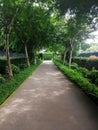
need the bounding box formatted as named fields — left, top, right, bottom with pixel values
left=87, top=70, right=98, bottom=84
left=6, top=64, right=20, bottom=75
left=54, top=59, right=98, bottom=103
left=11, top=58, right=27, bottom=65
left=0, top=61, right=42, bottom=105
left=18, top=64, right=28, bottom=70
left=12, top=64, right=20, bottom=74
left=0, top=74, right=5, bottom=84
left=71, top=62, right=78, bottom=69
left=73, top=58, right=98, bottom=70
left=43, top=53, right=53, bottom=60
left=95, top=78, right=98, bottom=86
left=0, top=58, right=27, bottom=74
left=76, top=67, right=89, bottom=78
left=0, top=59, right=7, bottom=73
left=71, top=62, right=89, bottom=78
left=67, top=59, right=98, bottom=84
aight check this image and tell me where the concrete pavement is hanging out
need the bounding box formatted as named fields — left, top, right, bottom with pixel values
left=0, top=61, right=98, bottom=130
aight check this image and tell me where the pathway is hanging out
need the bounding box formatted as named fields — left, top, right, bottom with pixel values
left=0, top=61, right=98, bottom=130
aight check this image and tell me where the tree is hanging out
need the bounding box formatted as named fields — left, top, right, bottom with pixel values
left=13, top=0, right=55, bottom=65
left=53, top=0, right=98, bottom=67
left=0, top=0, right=20, bottom=78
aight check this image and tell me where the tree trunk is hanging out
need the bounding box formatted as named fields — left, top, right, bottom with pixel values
left=4, top=8, right=19, bottom=79
left=24, top=43, right=30, bottom=67
left=53, top=53, right=56, bottom=60
left=34, top=49, right=36, bottom=64
left=5, top=32, right=13, bottom=79
left=69, top=41, right=73, bottom=68
left=63, top=48, right=68, bottom=65
left=69, top=49, right=73, bottom=68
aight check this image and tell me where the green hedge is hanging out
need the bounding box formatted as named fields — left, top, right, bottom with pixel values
left=54, top=60, right=98, bottom=104
left=0, top=61, right=42, bottom=105
left=71, top=62, right=98, bottom=85
left=43, top=53, right=53, bottom=60
left=0, top=57, right=26, bottom=74
left=73, top=58, right=98, bottom=70
left=11, top=57, right=27, bottom=65
left=0, top=59, right=7, bottom=73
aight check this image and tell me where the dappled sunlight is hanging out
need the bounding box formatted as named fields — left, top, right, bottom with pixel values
left=23, top=89, right=36, bottom=93
left=52, top=90, right=65, bottom=97
left=65, top=87, right=72, bottom=90
left=46, top=71, right=61, bottom=76
left=0, top=87, right=67, bottom=125
left=29, top=77, right=41, bottom=81
left=0, top=98, right=33, bottom=124
left=11, top=99, right=24, bottom=104
left=23, top=87, right=67, bottom=100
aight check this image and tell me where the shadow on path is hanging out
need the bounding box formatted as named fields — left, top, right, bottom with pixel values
left=0, top=61, right=98, bottom=130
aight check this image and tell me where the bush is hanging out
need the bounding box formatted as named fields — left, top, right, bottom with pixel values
left=0, top=74, right=5, bottom=83
left=73, top=57, right=98, bottom=70
left=54, top=59, right=98, bottom=103
left=43, top=53, right=53, bottom=60
left=87, top=70, right=98, bottom=83
left=6, top=64, right=20, bottom=75
left=71, top=62, right=78, bottom=69
left=18, top=64, right=28, bottom=70
left=11, top=57, right=27, bottom=65
left=0, top=57, right=27, bottom=74
left=0, top=59, right=7, bottom=73
left=12, top=64, right=20, bottom=74
left=71, top=61, right=98, bottom=83
left=77, top=67, right=89, bottom=78
left=95, top=78, right=98, bottom=85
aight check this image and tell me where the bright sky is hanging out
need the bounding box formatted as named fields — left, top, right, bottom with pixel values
left=86, top=31, right=98, bottom=44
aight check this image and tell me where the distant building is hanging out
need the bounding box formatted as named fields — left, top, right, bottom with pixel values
left=78, top=52, right=98, bottom=57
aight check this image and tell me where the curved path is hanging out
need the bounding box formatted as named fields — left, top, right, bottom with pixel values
left=0, top=61, right=98, bottom=130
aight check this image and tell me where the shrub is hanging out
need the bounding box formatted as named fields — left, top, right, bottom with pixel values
left=87, top=70, right=98, bottom=83
left=6, top=64, right=20, bottom=75
left=73, top=57, right=98, bottom=70
left=12, top=64, right=20, bottom=74
left=11, top=57, right=27, bottom=65
left=43, top=53, right=53, bottom=60
left=0, top=59, right=7, bottom=73
left=18, top=64, right=28, bottom=70
left=95, top=78, right=98, bottom=86
left=54, top=59, right=98, bottom=103
left=0, top=74, right=5, bottom=83
left=77, top=67, right=89, bottom=78
left=0, top=57, right=27, bottom=74
left=71, top=62, right=78, bottom=69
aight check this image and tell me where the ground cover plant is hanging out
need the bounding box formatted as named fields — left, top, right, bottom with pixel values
left=71, top=62, right=98, bottom=85
left=0, top=60, right=42, bottom=105
left=54, top=60, right=98, bottom=104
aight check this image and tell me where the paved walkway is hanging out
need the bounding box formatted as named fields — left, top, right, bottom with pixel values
left=0, top=61, right=98, bottom=130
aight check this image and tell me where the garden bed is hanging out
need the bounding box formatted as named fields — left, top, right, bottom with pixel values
left=54, top=60, right=98, bottom=104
